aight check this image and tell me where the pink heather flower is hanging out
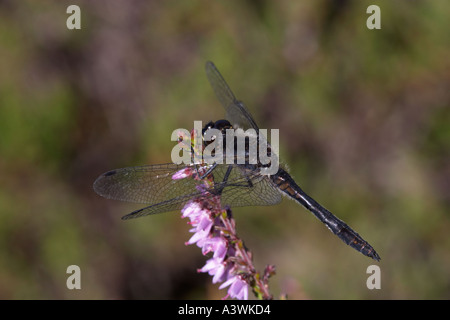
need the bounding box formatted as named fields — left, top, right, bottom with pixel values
left=180, top=201, right=199, bottom=220
left=181, top=204, right=251, bottom=299
left=177, top=171, right=272, bottom=300
left=220, top=275, right=249, bottom=300
left=181, top=201, right=206, bottom=224
left=181, top=202, right=213, bottom=246
left=172, top=168, right=193, bottom=180
left=199, top=257, right=227, bottom=284
left=201, top=237, right=227, bottom=259
left=187, top=220, right=212, bottom=246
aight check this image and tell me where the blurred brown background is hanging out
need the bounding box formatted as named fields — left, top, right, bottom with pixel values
left=0, top=0, right=449, bottom=299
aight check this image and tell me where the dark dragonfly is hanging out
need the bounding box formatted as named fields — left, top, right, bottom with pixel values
left=94, top=61, right=380, bottom=261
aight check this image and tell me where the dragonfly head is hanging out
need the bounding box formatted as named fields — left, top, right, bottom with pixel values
left=202, top=119, right=232, bottom=133
left=202, top=119, right=233, bottom=149
left=202, top=119, right=232, bottom=137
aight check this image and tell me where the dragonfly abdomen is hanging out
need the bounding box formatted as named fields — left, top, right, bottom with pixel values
left=271, top=168, right=380, bottom=261
left=333, top=225, right=380, bottom=261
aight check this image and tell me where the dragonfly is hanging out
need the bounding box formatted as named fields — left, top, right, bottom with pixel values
left=93, top=61, right=380, bottom=261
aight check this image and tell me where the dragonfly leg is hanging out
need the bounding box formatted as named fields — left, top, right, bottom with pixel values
left=198, top=163, right=218, bottom=179
left=214, top=165, right=233, bottom=195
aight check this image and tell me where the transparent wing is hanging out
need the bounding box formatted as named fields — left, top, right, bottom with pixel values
left=93, top=163, right=281, bottom=219
left=93, top=163, right=209, bottom=219
left=205, top=61, right=260, bottom=131
left=217, top=165, right=282, bottom=208
left=93, top=163, right=201, bottom=204
left=205, top=61, right=276, bottom=168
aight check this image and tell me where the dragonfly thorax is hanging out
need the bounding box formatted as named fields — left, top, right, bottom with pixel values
left=202, top=119, right=262, bottom=167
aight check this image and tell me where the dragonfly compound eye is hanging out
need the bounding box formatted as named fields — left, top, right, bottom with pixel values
left=202, top=121, right=215, bottom=136
left=213, top=119, right=233, bottom=132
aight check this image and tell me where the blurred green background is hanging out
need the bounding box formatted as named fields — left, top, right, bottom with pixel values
left=0, top=0, right=449, bottom=299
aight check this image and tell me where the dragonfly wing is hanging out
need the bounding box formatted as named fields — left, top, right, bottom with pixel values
left=208, top=164, right=282, bottom=208
left=93, top=163, right=204, bottom=205
left=205, top=61, right=259, bottom=131
left=205, top=62, right=275, bottom=166
left=120, top=193, right=200, bottom=219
